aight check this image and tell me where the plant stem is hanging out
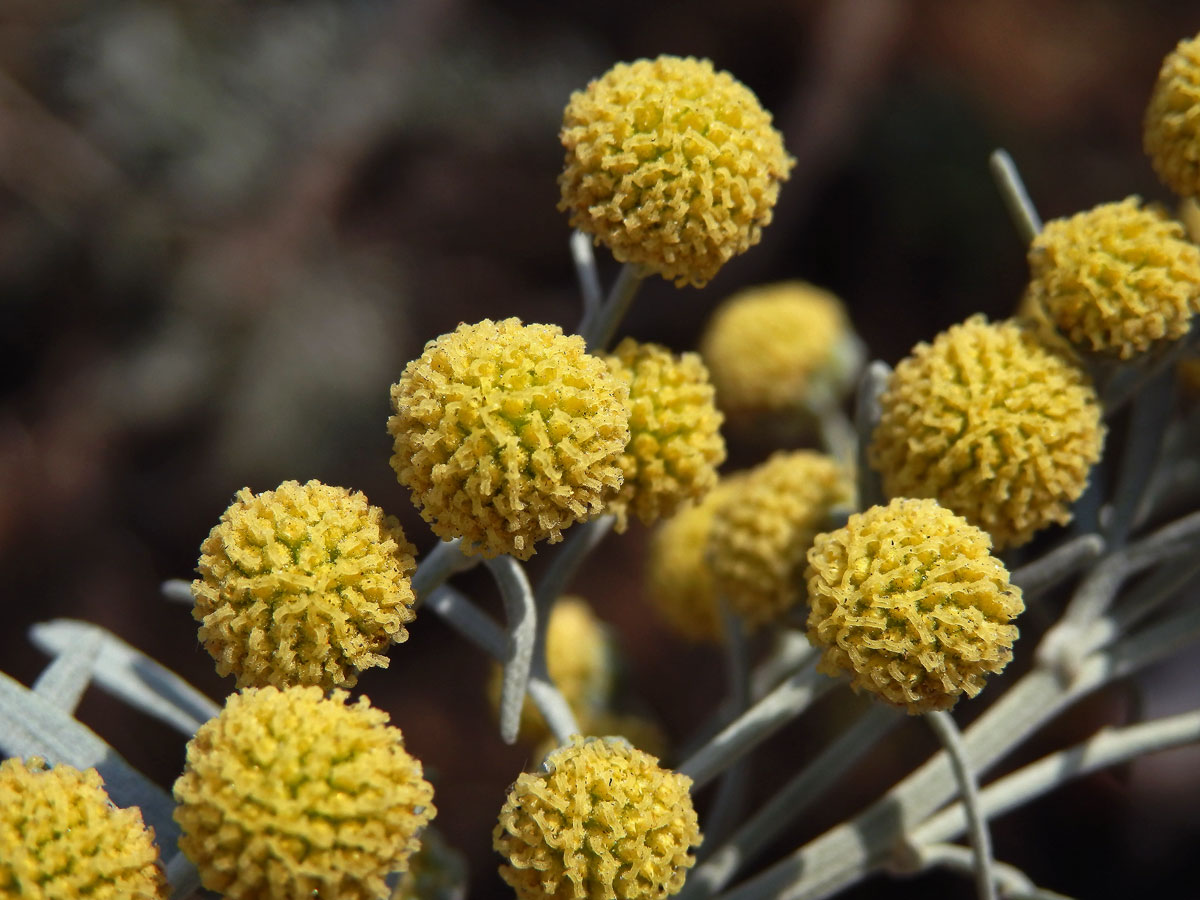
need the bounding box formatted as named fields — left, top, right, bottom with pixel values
left=582, top=262, right=645, bottom=352
left=485, top=556, right=538, bottom=745
left=571, top=229, right=603, bottom=318
left=854, top=361, right=890, bottom=510
left=989, top=149, right=1041, bottom=245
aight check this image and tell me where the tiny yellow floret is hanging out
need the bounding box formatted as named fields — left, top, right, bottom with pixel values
left=0, top=758, right=166, bottom=900
left=805, top=498, right=1023, bottom=714
left=870, top=316, right=1104, bottom=549
left=700, top=281, right=861, bottom=422
left=1027, top=197, right=1200, bottom=359
left=708, top=451, right=853, bottom=628
left=494, top=736, right=701, bottom=900
left=173, top=686, right=435, bottom=900
left=389, top=318, right=629, bottom=560
left=192, top=479, right=417, bottom=690
left=603, top=338, right=726, bottom=531
left=560, top=55, right=794, bottom=288
left=1145, top=32, right=1200, bottom=198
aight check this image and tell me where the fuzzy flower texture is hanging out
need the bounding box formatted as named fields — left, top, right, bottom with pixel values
left=173, top=686, right=435, bottom=900
left=390, top=318, right=629, bottom=560
left=192, top=479, right=417, bottom=690
left=806, top=498, right=1023, bottom=714
left=560, top=55, right=793, bottom=288
left=1145, top=31, right=1200, bottom=198
left=494, top=736, right=700, bottom=900
left=0, top=758, right=166, bottom=899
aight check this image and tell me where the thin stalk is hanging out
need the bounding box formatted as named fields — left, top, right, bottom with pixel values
left=571, top=229, right=603, bottom=319
left=583, top=262, right=646, bottom=352
left=535, top=515, right=614, bottom=608
left=485, top=556, right=538, bottom=745
left=854, top=361, right=891, bottom=510
left=1104, top=368, right=1174, bottom=547
left=905, top=845, right=1074, bottom=900
left=161, top=579, right=193, bottom=604
left=989, top=149, right=1042, bottom=244
left=1009, top=534, right=1104, bottom=599
left=412, top=538, right=479, bottom=600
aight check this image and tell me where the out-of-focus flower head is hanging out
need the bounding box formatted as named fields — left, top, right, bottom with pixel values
left=603, top=338, right=725, bottom=531
left=805, top=498, right=1023, bottom=714
left=173, top=686, right=434, bottom=900
left=388, top=318, right=629, bottom=560
left=192, top=479, right=417, bottom=690
left=559, top=55, right=793, bottom=288
left=1145, top=31, right=1200, bottom=198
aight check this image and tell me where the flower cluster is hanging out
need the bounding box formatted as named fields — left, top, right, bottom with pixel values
left=1145, top=31, right=1200, bottom=198
left=0, top=758, right=166, bottom=899
left=805, top=498, right=1024, bottom=714
left=870, top=315, right=1104, bottom=549
left=388, top=318, right=629, bottom=560
left=603, top=338, right=725, bottom=531
left=192, top=479, right=417, bottom=690
left=559, top=55, right=793, bottom=288
left=494, top=736, right=700, bottom=900
left=173, top=686, right=435, bottom=900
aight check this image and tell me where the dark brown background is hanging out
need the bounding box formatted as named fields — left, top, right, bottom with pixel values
left=2, top=1, right=1198, bottom=897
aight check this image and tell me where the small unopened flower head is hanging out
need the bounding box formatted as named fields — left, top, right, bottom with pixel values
left=489, top=596, right=615, bottom=743
left=646, top=474, right=747, bottom=642
left=192, top=479, right=417, bottom=690
left=560, top=55, right=794, bottom=288
left=603, top=338, right=726, bottom=531
left=700, top=281, right=862, bottom=423
left=1027, top=197, right=1200, bottom=358
left=708, top=451, right=853, bottom=628
left=870, top=316, right=1104, bottom=549
left=174, top=686, right=435, bottom=900
left=1145, top=32, right=1200, bottom=198
left=0, top=758, right=166, bottom=899
left=494, top=736, right=700, bottom=900
left=805, top=498, right=1023, bottom=714
left=389, top=318, right=629, bottom=560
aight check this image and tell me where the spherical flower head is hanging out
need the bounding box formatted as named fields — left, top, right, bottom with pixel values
left=559, top=55, right=794, bottom=288
left=489, top=596, right=616, bottom=743
left=870, top=316, right=1104, bottom=549
left=0, top=758, right=166, bottom=899
left=700, top=281, right=862, bottom=423
left=1145, top=32, right=1200, bottom=198
left=603, top=338, right=726, bottom=531
left=1027, top=197, right=1200, bottom=359
left=494, top=736, right=701, bottom=900
left=389, top=318, right=629, bottom=560
left=192, top=479, right=417, bottom=690
left=805, top=498, right=1024, bottom=714
left=707, top=451, right=853, bottom=628
left=173, top=686, right=435, bottom=900
left=646, top=474, right=747, bottom=643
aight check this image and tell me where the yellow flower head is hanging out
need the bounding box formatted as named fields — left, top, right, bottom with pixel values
left=646, top=474, right=747, bottom=643
left=192, top=479, right=417, bottom=690
left=0, top=758, right=166, bottom=899
left=1145, top=32, right=1200, bottom=198
left=489, top=596, right=615, bottom=743
left=603, top=338, right=726, bottom=531
left=805, top=498, right=1024, bottom=714
left=1027, top=197, right=1200, bottom=358
left=708, top=451, right=853, bottom=628
left=494, top=736, right=700, bottom=900
left=870, top=316, right=1104, bottom=549
left=389, top=318, right=629, bottom=560
left=173, top=686, right=435, bottom=900
left=559, top=55, right=794, bottom=288
left=700, top=281, right=861, bottom=422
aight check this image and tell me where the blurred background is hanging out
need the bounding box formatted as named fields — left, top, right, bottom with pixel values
left=2, top=0, right=1198, bottom=897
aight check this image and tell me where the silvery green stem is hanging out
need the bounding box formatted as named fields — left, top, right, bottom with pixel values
left=535, top=515, right=614, bottom=608
left=1101, top=332, right=1193, bottom=416
left=32, top=625, right=102, bottom=713
left=1105, top=368, right=1174, bottom=547
left=925, top=710, right=997, bottom=900
left=582, top=262, right=646, bottom=352
left=854, top=361, right=890, bottom=510
left=161, top=578, right=194, bottom=604
left=810, top=401, right=857, bottom=468
left=412, top=538, right=479, bottom=600
left=678, top=663, right=837, bottom=790
left=571, top=229, right=603, bottom=318
left=485, top=556, right=538, bottom=745
left=683, top=702, right=901, bottom=899
left=989, top=149, right=1041, bottom=244
left=905, top=845, right=1074, bottom=900
left=1009, top=533, right=1104, bottom=599
left=166, top=851, right=202, bottom=899
left=750, top=630, right=821, bottom=700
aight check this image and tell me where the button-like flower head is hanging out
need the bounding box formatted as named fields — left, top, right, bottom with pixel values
left=708, top=451, right=853, bottom=628
left=494, top=736, right=700, bottom=900
left=870, top=316, right=1104, bottom=549
left=0, top=758, right=166, bottom=899
left=603, top=338, right=725, bottom=531
left=559, top=56, right=793, bottom=288
left=173, top=686, right=435, bottom=900
left=1027, top=198, right=1200, bottom=359
left=1145, top=32, right=1200, bottom=198
left=389, top=318, right=629, bottom=560
left=805, top=498, right=1023, bottom=714
left=192, top=479, right=417, bottom=690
